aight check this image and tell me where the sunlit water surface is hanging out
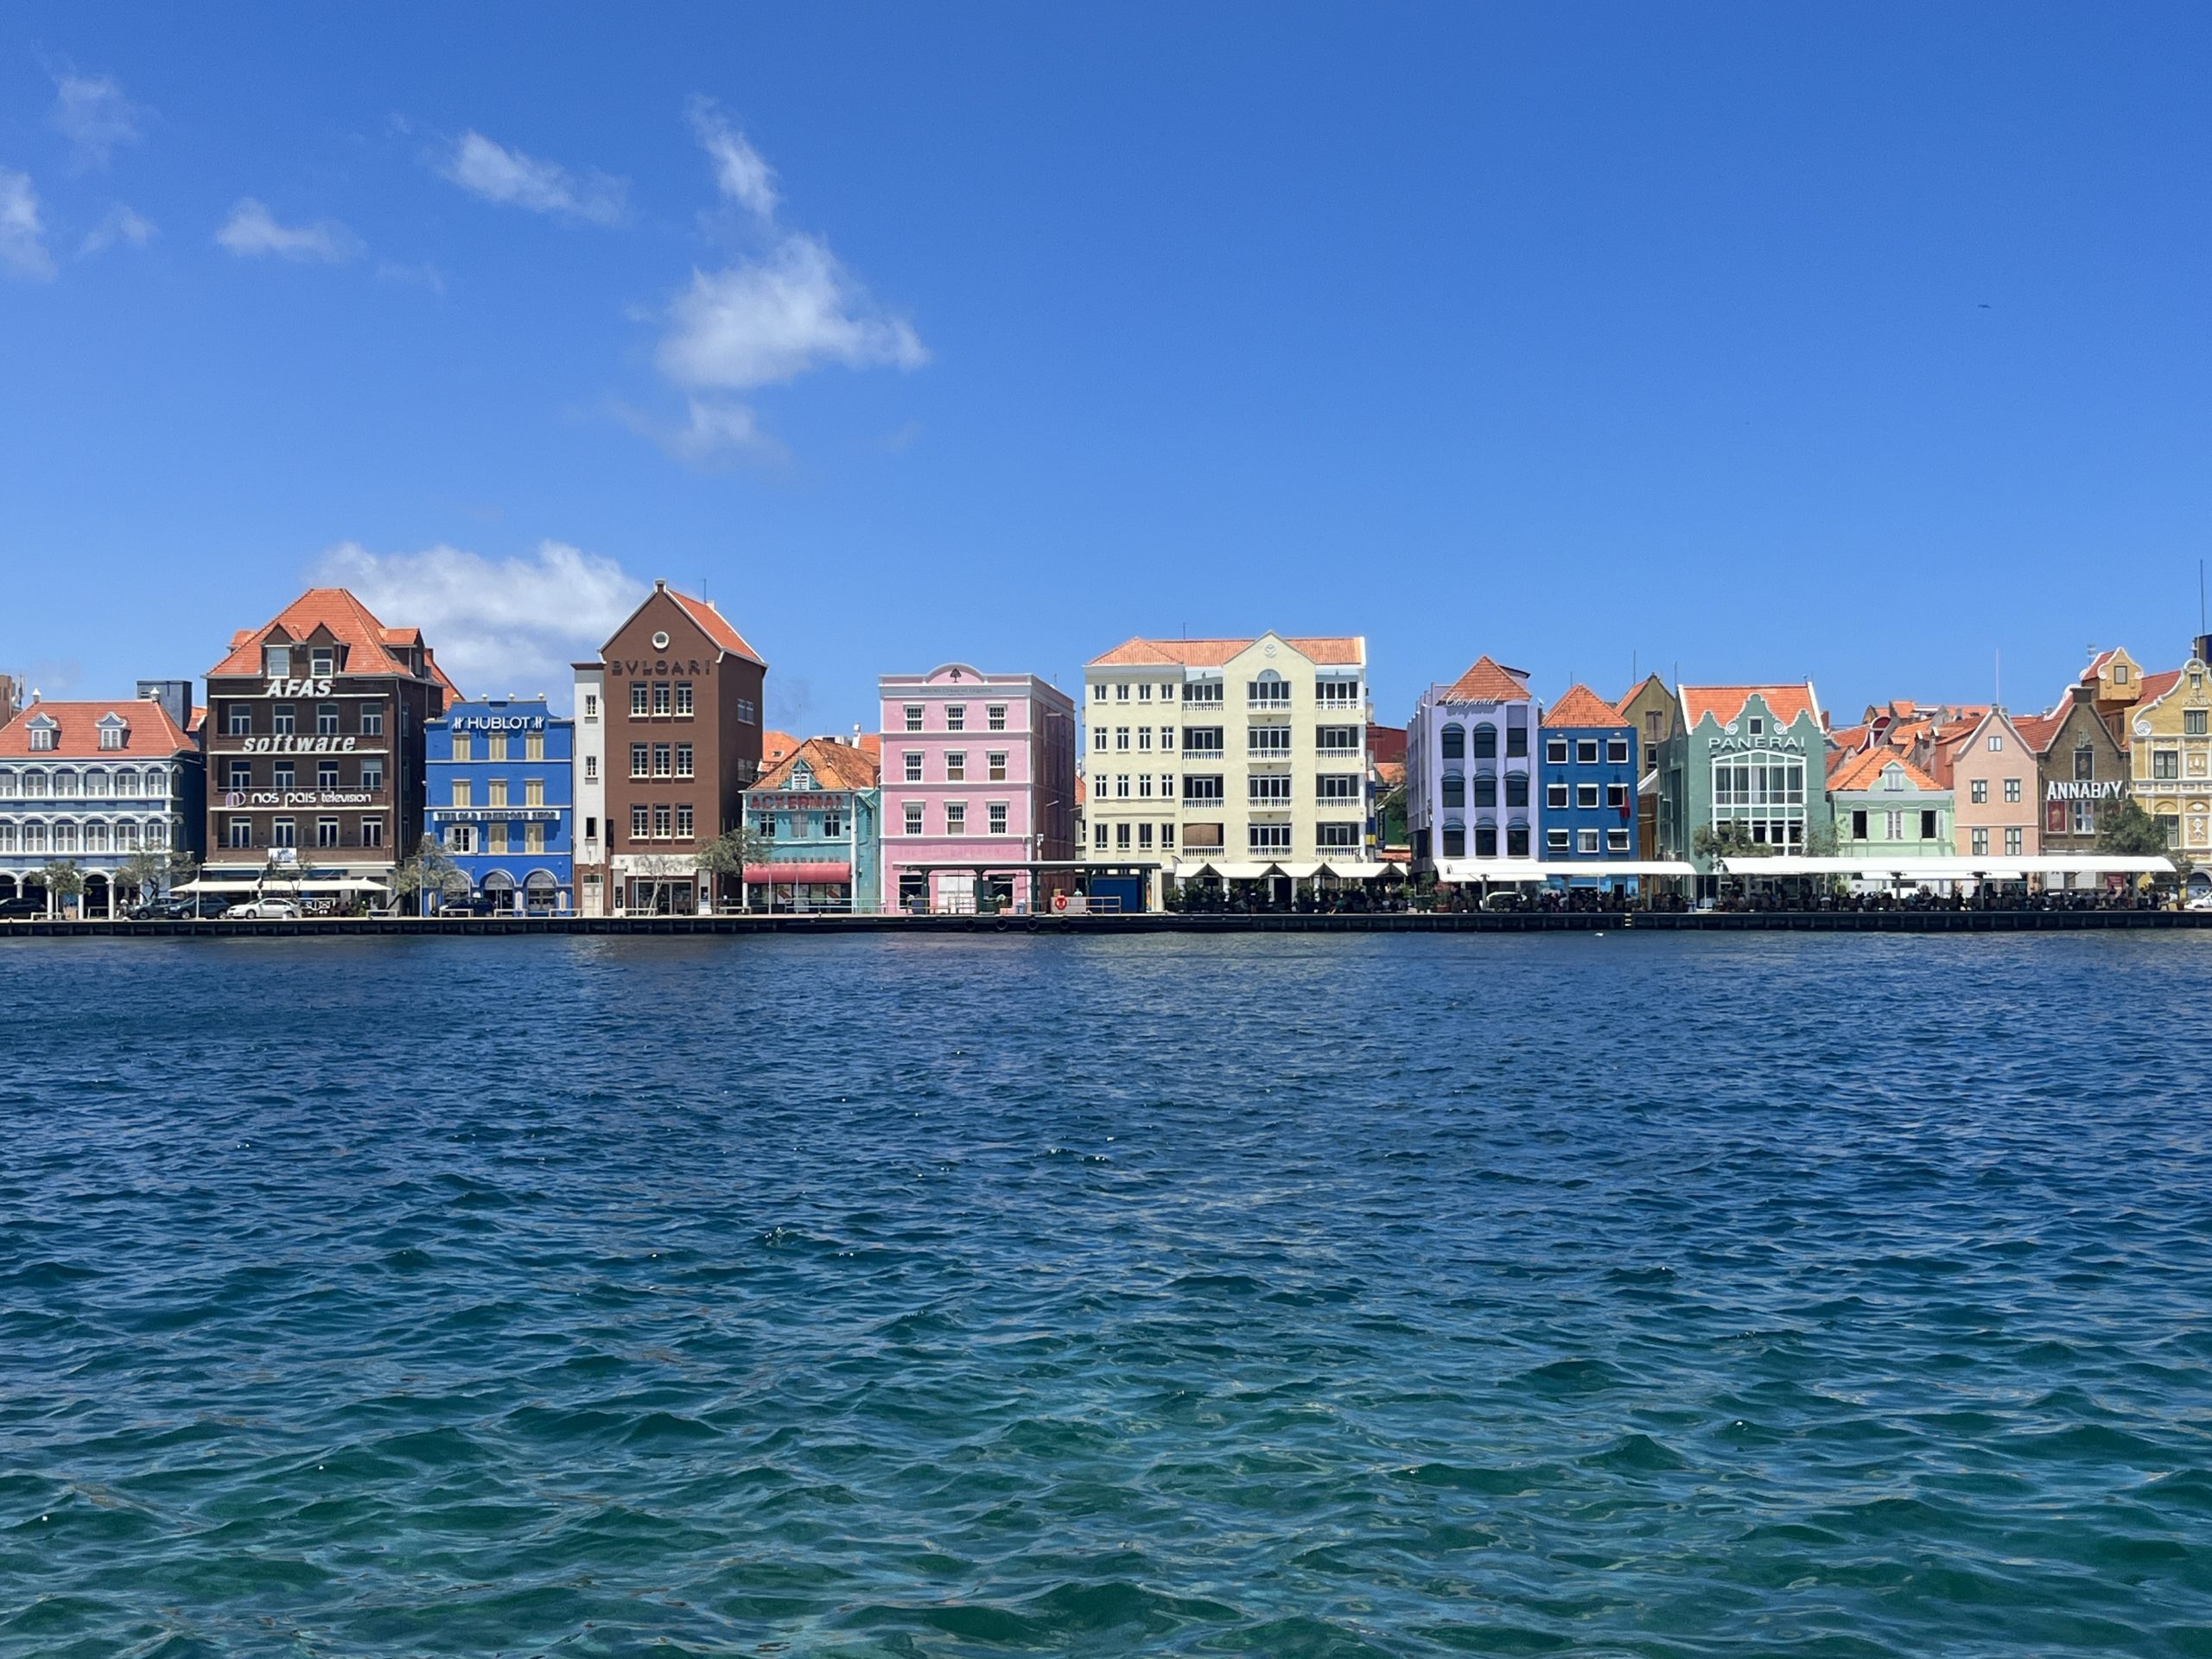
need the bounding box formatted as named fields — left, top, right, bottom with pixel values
left=3, top=932, right=2210, bottom=1657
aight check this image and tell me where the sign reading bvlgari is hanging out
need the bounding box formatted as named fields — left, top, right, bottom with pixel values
left=605, top=657, right=714, bottom=677
left=2047, top=779, right=2126, bottom=802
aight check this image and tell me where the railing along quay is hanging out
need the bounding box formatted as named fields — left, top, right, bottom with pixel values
left=2, top=910, right=2207, bottom=939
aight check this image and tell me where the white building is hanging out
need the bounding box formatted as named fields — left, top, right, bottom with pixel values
left=0, top=689, right=204, bottom=916
left=571, top=662, right=608, bottom=915
left=1083, top=633, right=1370, bottom=907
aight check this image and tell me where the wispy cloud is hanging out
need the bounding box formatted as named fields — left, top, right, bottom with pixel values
left=688, top=97, right=777, bottom=220
left=49, top=70, right=143, bottom=171
left=79, top=203, right=156, bottom=257
left=618, top=396, right=789, bottom=469
left=309, top=539, right=650, bottom=704
left=0, top=168, right=57, bottom=281
left=437, top=131, right=626, bottom=226
left=376, top=257, right=447, bottom=295
left=216, top=198, right=362, bottom=264
left=641, top=107, right=925, bottom=465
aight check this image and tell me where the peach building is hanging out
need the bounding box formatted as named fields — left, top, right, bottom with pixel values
left=1920, top=709, right=2039, bottom=861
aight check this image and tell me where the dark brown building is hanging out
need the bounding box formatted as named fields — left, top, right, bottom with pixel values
left=2018, top=677, right=2132, bottom=860
left=202, top=588, right=456, bottom=899
left=587, top=581, right=767, bottom=914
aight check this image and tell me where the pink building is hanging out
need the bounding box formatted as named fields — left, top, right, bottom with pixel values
left=1921, top=707, right=2041, bottom=861
left=879, top=664, right=1078, bottom=912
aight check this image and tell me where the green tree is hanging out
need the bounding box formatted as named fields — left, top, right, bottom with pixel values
left=2098, top=797, right=2173, bottom=859
left=41, top=858, right=86, bottom=919
left=392, top=834, right=470, bottom=916
left=118, top=846, right=169, bottom=907
left=1801, top=816, right=1840, bottom=857
left=1691, top=823, right=1766, bottom=862
left=696, top=823, right=772, bottom=912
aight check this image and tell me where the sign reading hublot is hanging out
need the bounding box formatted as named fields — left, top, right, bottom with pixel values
left=453, top=714, right=548, bottom=732
left=2047, top=779, right=2126, bottom=802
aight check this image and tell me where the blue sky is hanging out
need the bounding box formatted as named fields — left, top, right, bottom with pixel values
left=3, top=4, right=2208, bottom=733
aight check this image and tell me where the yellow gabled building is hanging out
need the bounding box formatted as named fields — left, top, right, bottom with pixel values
left=2128, top=635, right=2212, bottom=868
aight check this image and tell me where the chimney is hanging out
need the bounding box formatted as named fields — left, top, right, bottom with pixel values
left=654, top=578, right=668, bottom=592
left=136, top=679, right=192, bottom=732
left=2195, top=633, right=2211, bottom=669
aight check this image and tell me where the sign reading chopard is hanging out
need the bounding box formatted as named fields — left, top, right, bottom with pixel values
left=2046, top=779, right=2126, bottom=802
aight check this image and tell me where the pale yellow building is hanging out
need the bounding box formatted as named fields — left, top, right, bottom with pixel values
left=1083, top=633, right=1370, bottom=906
left=2129, top=638, right=2212, bottom=863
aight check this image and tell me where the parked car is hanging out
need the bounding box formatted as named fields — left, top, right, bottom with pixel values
left=2188, top=891, right=2212, bottom=912
left=128, top=897, right=210, bottom=920
left=223, top=898, right=302, bottom=919
left=0, top=896, right=46, bottom=920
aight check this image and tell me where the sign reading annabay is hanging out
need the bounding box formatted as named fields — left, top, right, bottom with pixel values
left=2045, top=779, right=2126, bottom=802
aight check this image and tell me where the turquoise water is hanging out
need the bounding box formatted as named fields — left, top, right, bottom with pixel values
left=3, top=933, right=2210, bottom=1657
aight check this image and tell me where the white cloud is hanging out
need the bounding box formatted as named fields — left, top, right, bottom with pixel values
left=79, top=203, right=157, bottom=257
left=0, top=169, right=56, bottom=281
left=688, top=97, right=777, bottom=220
left=50, top=71, right=143, bottom=171
left=437, top=131, right=626, bottom=226
left=657, top=232, right=926, bottom=391
left=309, top=539, right=651, bottom=703
left=216, top=198, right=362, bottom=263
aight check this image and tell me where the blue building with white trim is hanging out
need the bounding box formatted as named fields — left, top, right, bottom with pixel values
left=1539, top=683, right=1639, bottom=889
left=425, top=697, right=574, bottom=912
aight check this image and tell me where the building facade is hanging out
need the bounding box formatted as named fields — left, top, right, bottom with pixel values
left=1662, top=683, right=1825, bottom=873
left=1919, top=708, right=2038, bottom=861
left=425, top=698, right=574, bottom=911
left=0, top=690, right=203, bottom=915
left=2019, top=678, right=2131, bottom=866
left=745, top=736, right=881, bottom=911
left=1617, top=673, right=1678, bottom=859
left=201, top=588, right=454, bottom=900
left=2129, top=637, right=2212, bottom=870
left=1539, top=684, right=1637, bottom=880
left=1407, top=655, right=1537, bottom=875
left=1085, top=634, right=1367, bottom=906
left=1827, top=748, right=1954, bottom=864
left=572, top=664, right=607, bottom=914
left=880, top=664, right=1077, bottom=912
left=578, top=581, right=767, bottom=915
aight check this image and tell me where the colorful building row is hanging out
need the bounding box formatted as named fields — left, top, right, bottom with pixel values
left=3, top=584, right=2205, bottom=913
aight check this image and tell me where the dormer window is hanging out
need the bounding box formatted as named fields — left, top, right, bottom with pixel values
left=311, top=647, right=335, bottom=676
left=266, top=645, right=291, bottom=677
left=27, top=716, right=56, bottom=753
left=97, top=715, right=127, bottom=751
left=792, top=766, right=814, bottom=790
left=1747, top=715, right=1765, bottom=736
left=2114, top=664, right=2130, bottom=684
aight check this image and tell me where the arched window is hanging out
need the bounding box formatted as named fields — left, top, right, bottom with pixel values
left=1505, top=774, right=1529, bottom=810
left=1441, top=774, right=1465, bottom=809
left=1471, top=724, right=1497, bottom=760
left=53, top=823, right=79, bottom=852
left=1440, top=723, right=1465, bottom=760
left=1474, top=823, right=1498, bottom=857
left=84, top=823, right=110, bottom=852
left=1442, top=824, right=1466, bottom=858
left=1472, top=774, right=1497, bottom=809
left=52, top=770, right=79, bottom=797
left=22, top=770, right=45, bottom=798
left=23, top=823, right=47, bottom=853
left=0, top=825, right=14, bottom=850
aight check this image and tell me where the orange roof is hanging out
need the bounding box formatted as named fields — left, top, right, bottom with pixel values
left=1827, top=722, right=1871, bottom=753
left=2137, top=668, right=2183, bottom=707
left=1441, top=655, right=1531, bottom=703
left=1680, top=683, right=1819, bottom=728
left=209, top=587, right=442, bottom=682
left=1087, top=635, right=1363, bottom=668
left=856, top=733, right=881, bottom=760
left=760, top=730, right=801, bottom=767
left=0, top=697, right=196, bottom=758
left=1074, top=774, right=1087, bottom=807
left=1542, top=683, right=1627, bottom=728
left=2082, top=648, right=2120, bottom=682
left=1827, top=747, right=1942, bottom=793
left=1373, top=759, right=1406, bottom=788
left=753, top=736, right=879, bottom=792
left=2012, top=709, right=2066, bottom=753
left=665, top=589, right=766, bottom=665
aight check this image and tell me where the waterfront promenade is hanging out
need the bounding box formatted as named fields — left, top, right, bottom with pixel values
left=4, top=908, right=2209, bottom=938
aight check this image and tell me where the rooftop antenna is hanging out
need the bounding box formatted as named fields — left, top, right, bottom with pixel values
left=2199, top=558, right=2206, bottom=635
left=1994, top=647, right=2001, bottom=709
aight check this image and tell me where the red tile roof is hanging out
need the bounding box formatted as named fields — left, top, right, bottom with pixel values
left=207, top=587, right=457, bottom=694
left=753, top=736, right=880, bottom=791
left=760, top=729, right=801, bottom=767
left=665, top=589, right=766, bottom=665
left=0, top=697, right=196, bottom=758
left=1542, top=683, right=1628, bottom=728
left=1440, top=655, right=1532, bottom=703
left=1088, top=635, right=1363, bottom=668
left=1827, top=747, right=1942, bottom=793
left=1680, top=683, right=1819, bottom=728
left=2012, top=709, right=2065, bottom=753
left=856, top=733, right=881, bottom=761
left=2137, top=668, right=2183, bottom=708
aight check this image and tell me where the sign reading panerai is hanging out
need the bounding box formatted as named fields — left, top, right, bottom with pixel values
left=2047, top=779, right=2126, bottom=802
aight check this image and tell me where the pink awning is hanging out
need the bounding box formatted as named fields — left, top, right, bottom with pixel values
left=744, top=861, right=852, bottom=885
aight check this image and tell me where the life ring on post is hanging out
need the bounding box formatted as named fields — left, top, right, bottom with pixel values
left=1051, top=893, right=1071, bottom=914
